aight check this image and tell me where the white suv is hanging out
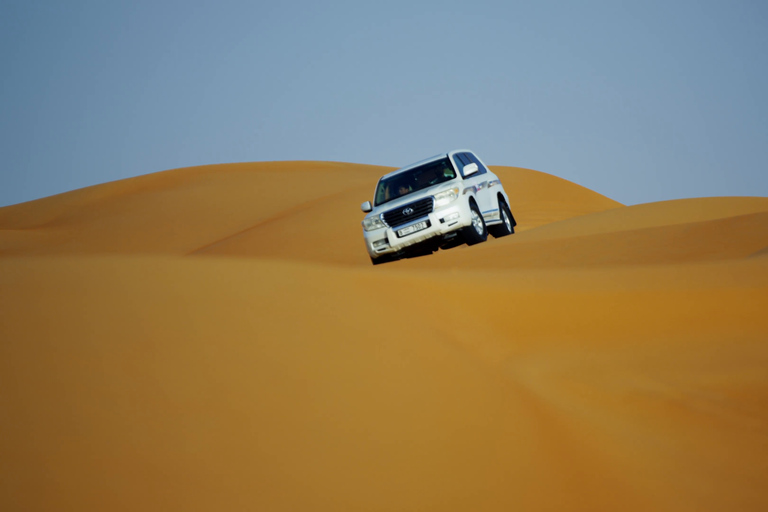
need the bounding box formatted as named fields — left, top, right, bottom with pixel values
left=361, top=150, right=516, bottom=264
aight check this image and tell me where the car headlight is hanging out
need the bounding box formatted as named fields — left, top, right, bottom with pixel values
left=362, top=215, right=387, bottom=231
left=434, top=187, right=459, bottom=208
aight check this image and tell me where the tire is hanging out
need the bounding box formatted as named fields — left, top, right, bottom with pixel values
left=462, top=200, right=488, bottom=246
left=489, top=200, right=515, bottom=238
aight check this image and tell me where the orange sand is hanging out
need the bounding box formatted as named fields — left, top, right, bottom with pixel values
left=1, top=162, right=767, bottom=511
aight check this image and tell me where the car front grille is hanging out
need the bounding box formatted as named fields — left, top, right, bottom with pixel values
left=383, top=197, right=434, bottom=228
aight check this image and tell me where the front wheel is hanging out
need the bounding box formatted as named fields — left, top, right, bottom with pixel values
left=462, top=201, right=488, bottom=246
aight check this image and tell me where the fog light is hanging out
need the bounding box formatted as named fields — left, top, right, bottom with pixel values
left=373, top=239, right=388, bottom=248
left=441, top=212, right=460, bottom=223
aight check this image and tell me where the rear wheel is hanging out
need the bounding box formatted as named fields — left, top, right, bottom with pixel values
left=462, top=201, right=487, bottom=246
left=489, top=200, right=515, bottom=238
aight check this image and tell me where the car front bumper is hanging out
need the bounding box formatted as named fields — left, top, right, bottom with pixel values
left=363, top=202, right=473, bottom=259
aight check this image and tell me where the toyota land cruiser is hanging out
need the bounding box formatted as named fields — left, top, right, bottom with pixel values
left=361, top=150, right=516, bottom=264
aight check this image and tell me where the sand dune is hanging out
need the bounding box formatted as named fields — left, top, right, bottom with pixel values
left=0, top=163, right=620, bottom=261
left=1, top=161, right=767, bottom=511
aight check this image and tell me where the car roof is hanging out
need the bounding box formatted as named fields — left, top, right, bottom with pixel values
left=380, top=149, right=473, bottom=180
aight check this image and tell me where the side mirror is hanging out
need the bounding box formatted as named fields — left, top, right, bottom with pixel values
left=361, top=201, right=373, bottom=213
left=463, top=163, right=479, bottom=176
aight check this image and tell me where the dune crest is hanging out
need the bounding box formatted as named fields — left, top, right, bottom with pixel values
left=1, top=160, right=767, bottom=511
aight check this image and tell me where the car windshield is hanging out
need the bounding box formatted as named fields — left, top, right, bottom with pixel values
left=374, top=158, right=457, bottom=206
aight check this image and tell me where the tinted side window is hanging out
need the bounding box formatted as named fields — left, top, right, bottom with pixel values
left=466, top=152, right=488, bottom=175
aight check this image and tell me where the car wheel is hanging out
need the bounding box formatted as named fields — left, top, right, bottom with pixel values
left=489, top=200, right=515, bottom=238
left=462, top=200, right=488, bottom=246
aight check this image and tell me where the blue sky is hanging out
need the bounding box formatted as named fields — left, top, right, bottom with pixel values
left=1, top=0, right=766, bottom=207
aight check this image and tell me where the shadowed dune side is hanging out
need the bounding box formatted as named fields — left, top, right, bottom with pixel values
left=189, top=183, right=376, bottom=265
left=752, top=246, right=768, bottom=257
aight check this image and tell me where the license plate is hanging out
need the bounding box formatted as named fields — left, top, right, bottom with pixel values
left=397, top=220, right=429, bottom=237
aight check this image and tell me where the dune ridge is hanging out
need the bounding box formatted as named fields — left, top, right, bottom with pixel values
left=1, top=161, right=767, bottom=511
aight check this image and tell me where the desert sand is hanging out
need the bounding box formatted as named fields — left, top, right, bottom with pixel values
left=1, top=161, right=767, bottom=511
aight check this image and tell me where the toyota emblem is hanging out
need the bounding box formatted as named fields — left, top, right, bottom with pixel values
left=402, top=207, right=414, bottom=216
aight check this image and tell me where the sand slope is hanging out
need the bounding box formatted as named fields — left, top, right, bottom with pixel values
left=1, top=161, right=767, bottom=511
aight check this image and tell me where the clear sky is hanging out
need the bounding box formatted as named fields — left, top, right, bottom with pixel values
left=2, top=0, right=766, bottom=207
